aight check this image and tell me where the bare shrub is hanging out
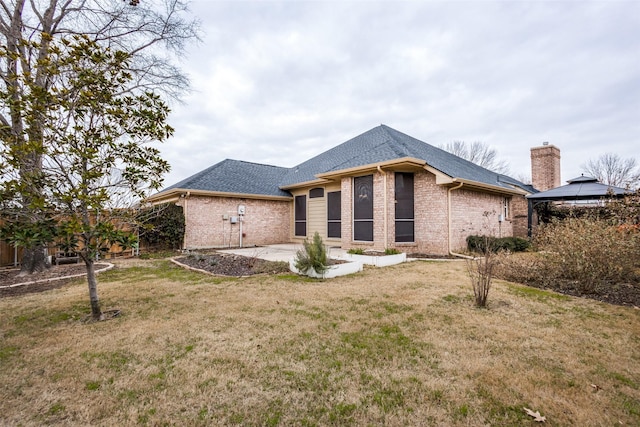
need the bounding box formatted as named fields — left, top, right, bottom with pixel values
left=467, top=252, right=495, bottom=308
left=494, top=252, right=547, bottom=287
left=534, top=217, right=640, bottom=294
left=466, top=212, right=499, bottom=307
left=498, top=191, right=640, bottom=296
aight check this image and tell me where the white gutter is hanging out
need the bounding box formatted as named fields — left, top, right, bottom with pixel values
left=447, top=183, right=474, bottom=259
left=377, top=165, right=388, bottom=249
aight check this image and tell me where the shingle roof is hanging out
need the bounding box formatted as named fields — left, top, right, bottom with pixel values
left=155, top=125, right=531, bottom=198
left=160, top=159, right=292, bottom=198
left=279, top=125, right=528, bottom=191
left=527, top=175, right=629, bottom=200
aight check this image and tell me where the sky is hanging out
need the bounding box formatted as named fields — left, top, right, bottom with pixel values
left=159, top=0, right=640, bottom=189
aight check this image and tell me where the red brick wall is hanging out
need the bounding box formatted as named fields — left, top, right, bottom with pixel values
left=450, top=189, right=513, bottom=251
left=383, top=170, right=450, bottom=254
left=178, top=196, right=291, bottom=249
left=511, top=195, right=529, bottom=238
left=410, top=171, right=450, bottom=254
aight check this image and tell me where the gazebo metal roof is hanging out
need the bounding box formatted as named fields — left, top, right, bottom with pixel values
left=526, top=175, right=630, bottom=201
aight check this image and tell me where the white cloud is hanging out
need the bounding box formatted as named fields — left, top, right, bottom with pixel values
left=157, top=0, right=640, bottom=188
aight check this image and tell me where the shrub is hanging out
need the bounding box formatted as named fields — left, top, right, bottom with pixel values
left=294, top=232, right=328, bottom=275
left=384, top=248, right=401, bottom=255
left=494, top=252, right=546, bottom=286
left=464, top=211, right=504, bottom=308
left=467, top=235, right=531, bottom=254
left=497, top=192, right=640, bottom=296
left=347, top=248, right=364, bottom=255
left=466, top=234, right=498, bottom=308
left=533, top=217, right=640, bottom=294
left=137, top=203, right=185, bottom=250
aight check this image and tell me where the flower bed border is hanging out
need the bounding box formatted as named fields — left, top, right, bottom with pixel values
left=289, top=258, right=363, bottom=279
left=340, top=252, right=406, bottom=267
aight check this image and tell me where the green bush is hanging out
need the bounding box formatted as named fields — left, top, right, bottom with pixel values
left=294, top=232, right=328, bottom=275
left=466, top=235, right=531, bottom=253
left=138, top=203, right=185, bottom=250
left=347, top=248, right=364, bottom=255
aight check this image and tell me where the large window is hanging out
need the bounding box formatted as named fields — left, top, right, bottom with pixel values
left=395, top=172, right=414, bottom=242
left=353, top=175, right=373, bottom=241
left=327, top=191, right=341, bottom=238
left=294, top=195, right=307, bottom=236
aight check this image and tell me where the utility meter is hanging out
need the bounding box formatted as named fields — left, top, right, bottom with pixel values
left=238, top=205, right=246, bottom=215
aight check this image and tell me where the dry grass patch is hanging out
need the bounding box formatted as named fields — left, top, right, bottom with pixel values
left=0, top=260, right=639, bottom=426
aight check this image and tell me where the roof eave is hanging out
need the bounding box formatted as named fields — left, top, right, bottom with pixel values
left=313, top=157, right=428, bottom=181
left=146, top=188, right=292, bottom=204
left=423, top=164, right=455, bottom=185
left=451, top=178, right=529, bottom=196
left=279, top=178, right=334, bottom=191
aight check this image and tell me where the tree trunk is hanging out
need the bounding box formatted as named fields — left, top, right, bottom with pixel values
left=85, top=258, right=103, bottom=321
left=19, top=245, right=50, bottom=275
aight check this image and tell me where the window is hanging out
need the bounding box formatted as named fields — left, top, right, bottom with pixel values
left=327, top=191, right=341, bottom=238
left=503, top=197, right=510, bottom=220
left=309, top=188, right=324, bottom=198
left=395, top=172, right=414, bottom=242
left=294, top=195, right=306, bottom=236
left=353, top=175, right=373, bottom=241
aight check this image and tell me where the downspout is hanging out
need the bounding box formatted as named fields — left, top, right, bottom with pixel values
left=448, top=182, right=474, bottom=259
left=182, top=191, right=190, bottom=250
left=377, top=165, right=388, bottom=249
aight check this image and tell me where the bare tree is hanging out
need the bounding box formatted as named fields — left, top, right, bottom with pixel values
left=581, top=153, right=640, bottom=189
left=0, top=0, right=199, bottom=273
left=514, top=173, right=532, bottom=186
left=440, top=141, right=510, bottom=174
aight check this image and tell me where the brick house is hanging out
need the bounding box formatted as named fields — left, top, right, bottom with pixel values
left=147, top=125, right=539, bottom=255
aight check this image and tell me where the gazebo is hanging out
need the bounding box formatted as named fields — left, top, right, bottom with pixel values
left=525, top=175, right=630, bottom=236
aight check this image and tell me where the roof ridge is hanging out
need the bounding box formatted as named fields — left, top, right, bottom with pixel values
left=227, top=159, right=291, bottom=170
left=378, top=125, right=412, bottom=158
left=326, top=138, right=393, bottom=172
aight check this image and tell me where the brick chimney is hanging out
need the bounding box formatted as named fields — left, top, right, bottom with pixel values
left=531, top=143, right=561, bottom=191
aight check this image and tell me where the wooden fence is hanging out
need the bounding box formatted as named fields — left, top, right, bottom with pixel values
left=0, top=240, right=22, bottom=268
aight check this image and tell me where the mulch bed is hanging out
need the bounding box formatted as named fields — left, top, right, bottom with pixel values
left=175, top=253, right=290, bottom=276
left=408, top=253, right=460, bottom=260
left=0, top=264, right=86, bottom=298
left=0, top=264, right=112, bottom=299
left=541, top=281, right=640, bottom=308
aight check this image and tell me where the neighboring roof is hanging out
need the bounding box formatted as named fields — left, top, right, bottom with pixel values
left=151, top=125, right=532, bottom=200
left=155, top=159, right=292, bottom=198
left=526, top=175, right=629, bottom=201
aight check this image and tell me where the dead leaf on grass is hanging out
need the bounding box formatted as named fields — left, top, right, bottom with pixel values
left=523, top=407, right=546, bottom=422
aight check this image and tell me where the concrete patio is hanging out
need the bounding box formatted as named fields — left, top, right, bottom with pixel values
left=217, top=244, right=348, bottom=262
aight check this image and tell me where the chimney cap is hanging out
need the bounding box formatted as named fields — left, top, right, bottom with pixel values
left=542, top=141, right=549, bottom=146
